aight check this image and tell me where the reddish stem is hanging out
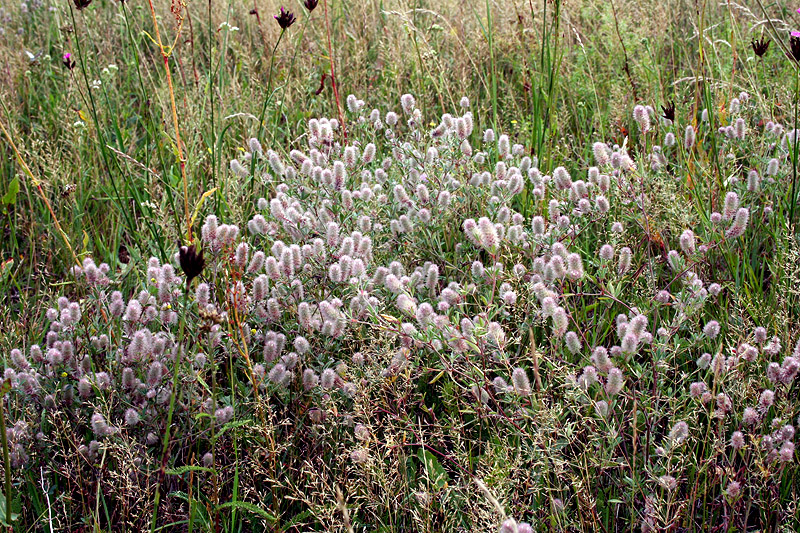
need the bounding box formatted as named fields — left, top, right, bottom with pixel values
left=322, top=0, right=347, bottom=143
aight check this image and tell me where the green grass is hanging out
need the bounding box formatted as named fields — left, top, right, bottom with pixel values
left=1, top=0, right=800, bottom=531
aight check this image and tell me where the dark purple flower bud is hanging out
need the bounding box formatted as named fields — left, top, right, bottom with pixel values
left=179, top=244, right=205, bottom=285
left=274, top=7, right=296, bottom=29
left=62, top=53, right=76, bottom=70
left=789, top=33, right=800, bottom=62
left=751, top=37, right=770, bottom=58
left=304, top=0, right=318, bottom=11
left=661, top=101, right=675, bottom=123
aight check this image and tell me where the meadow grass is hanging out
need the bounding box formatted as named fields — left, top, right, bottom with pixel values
left=0, top=0, right=799, bottom=530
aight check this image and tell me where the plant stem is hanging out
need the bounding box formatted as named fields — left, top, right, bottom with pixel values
left=146, top=0, right=192, bottom=243
left=251, top=28, right=286, bottom=200
left=255, top=29, right=286, bottom=144
left=791, top=68, right=799, bottom=225
left=0, top=117, right=79, bottom=267
left=323, top=0, right=347, bottom=143
left=150, top=282, right=191, bottom=532
left=0, top=388, right=12, bottom=529
left=486, top=0, right=498, bottom=132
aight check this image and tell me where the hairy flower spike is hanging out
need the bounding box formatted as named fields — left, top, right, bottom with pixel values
left=618, top=247, right=632, bottom=274
left=605, top=367, right=624, bottom=396
left=511, top=367, right=531, bottom=396
left=703, top=320, right=720, bottom=339
left=684, top=125, right=695, bottom=149
left=725, top=208, right=750, bottom=238
left=477, top=217, right=499, bottom=252
left=593, top=142, right=610, bottom=166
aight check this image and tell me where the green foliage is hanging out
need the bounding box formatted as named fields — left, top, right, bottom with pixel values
left=1, top=0, right=800, bottom=531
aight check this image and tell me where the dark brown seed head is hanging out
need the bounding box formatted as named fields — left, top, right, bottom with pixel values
left=179, top=244, right=205, bottom=284
left=661, top=101, right=675, bottom=123
left=751, top=37, right=770, bottom=58
left=274, top=7, right=296, bottom=29
left=790, top=34, right=800, bottom=62
left=117, top=244, right=130, bottom=265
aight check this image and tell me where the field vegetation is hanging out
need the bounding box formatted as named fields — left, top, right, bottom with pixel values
left=1, top=0, right=800, bottom=530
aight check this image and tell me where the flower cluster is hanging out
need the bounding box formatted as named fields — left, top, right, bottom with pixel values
left=4, top=92, right=799, bottom=530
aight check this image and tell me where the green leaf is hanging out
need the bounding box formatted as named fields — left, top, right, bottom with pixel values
left=165, top=465, right=216, bottom=476
left=0, top=495, right=19, bottom=526
left=215, top=501, right=276, bottom=522
left=213, top=418, right=252, bottom=440
left=417, top=449, right=449, bottom=489
left=1, top=177, right=19, bottom=205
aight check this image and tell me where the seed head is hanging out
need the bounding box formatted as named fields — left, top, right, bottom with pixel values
left=400, top=94, right=416, bottom=114
left=661, top=101, right=675, bottom=123
left=742, top=407, right=759, bottom=425
left=91, top=413, right=116, bottom=437
left=689, top=381, right=707, bottom=399
left=617, top=247, right=632, bottom=274
left=565, top=331, right=582, bottom=355
left=552, top=307, right=568, bottom=337
left=670, top=421, right=689, bottom=443
left=633, top=105, right=651, bottom=132
left=725, top=208, right=750, bottom=239
left=790, top=33, right=800, bottom=62
left=179, top=244, right=205, bottom=285
left=751, top=37, right=770, bottom=57
left=679, top=230, right=695, bottom=254
left=767, top=158, right=779, bottom=176
left=592, top=142, right=610, bottom=166
left=760, top=389, right=775, bottom=408
left=747, top=170, right=760, bottom=192
left=320, top=368, right=336, bottom=389
left=124, top=408, right=140, bottom=426
left=703, top=320, right=721, bottom=339
left=779, top=441, right=795, bottom=462
left=274, top=7, right=296, bottom=29
left=62, top=52, right=76, bottom=70
left=684, top=125, right=695, bottom=149
left=726, top=481, right=742, bottom=499
left=605, top=367, right=624, bottom=396
left=511, top=367, right=531, bottom=396
left=591, top=346, right=612, bottom=373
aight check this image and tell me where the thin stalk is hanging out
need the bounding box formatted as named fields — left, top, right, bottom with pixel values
left=694, top=0, right=707, bottom=116
left=255, top=29, right=286, bottom=143
left=252, top=28, right=286, bottom=197
left=791, top=69, right=799, bottom=224
left=486, top=0, right=498, bottom=132
left=209, top=0, right=216, bottom=212
left=146, top=0, right=192, bottom=243
left=0, top=116, right=79, bottom=267
left=150, top=283, right=191, bottom=531
left=323, top=0, right=347, bottom=143
left=270, top=7, right=313, bottom=146
left=0, top=390, right=12, bottom=529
